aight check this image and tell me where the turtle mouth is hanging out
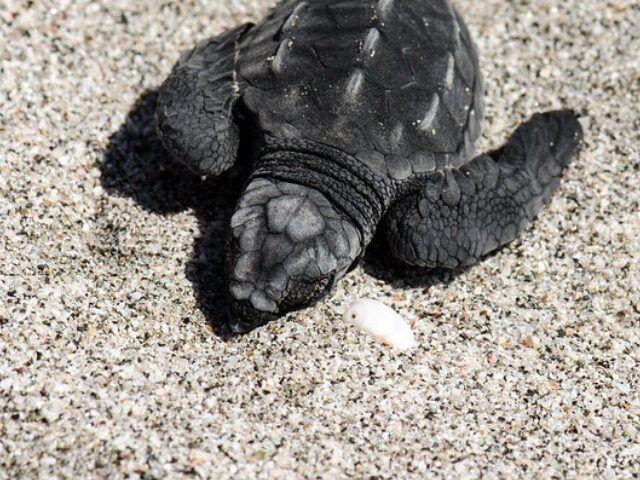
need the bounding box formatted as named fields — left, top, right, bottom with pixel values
left=227, top=300, right=278, bottom=334
left=227, top=273, right=334, bottom=334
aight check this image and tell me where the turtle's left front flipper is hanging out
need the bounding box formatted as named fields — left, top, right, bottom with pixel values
left=383, top=110, right=583, bottom=269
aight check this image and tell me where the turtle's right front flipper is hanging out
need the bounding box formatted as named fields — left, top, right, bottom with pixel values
left=383, top=110, right=583, bottom=269
left=156, top=23, right=253, bottom=176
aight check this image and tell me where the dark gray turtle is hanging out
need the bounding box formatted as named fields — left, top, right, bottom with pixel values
left=156, top=0, right=582, bottom=333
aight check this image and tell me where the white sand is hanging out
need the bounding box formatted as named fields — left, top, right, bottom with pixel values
left=1, top=0, right=639, bottom=478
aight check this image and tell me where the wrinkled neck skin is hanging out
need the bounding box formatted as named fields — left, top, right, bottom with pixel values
left=225, top=138, right=395, bottom=333
left=255, top=138, right=395, bottom=242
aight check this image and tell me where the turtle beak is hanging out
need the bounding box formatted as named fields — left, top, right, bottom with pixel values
left=227, top=301, right=277, bottom=334
left=225, top=177, right=362, bottom=333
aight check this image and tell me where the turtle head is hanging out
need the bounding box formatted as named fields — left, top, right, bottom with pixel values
left=225, top=177, right=364, bottom=333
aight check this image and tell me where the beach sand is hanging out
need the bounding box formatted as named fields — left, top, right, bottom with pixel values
left=1, top=0, right=639, bottom=477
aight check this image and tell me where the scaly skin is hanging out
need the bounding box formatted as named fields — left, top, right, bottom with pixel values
left=156, top=24, right=252, bottom=176
left=384, top=111, right=583, bottom=269
left=156, top=0, right=583, bottom=333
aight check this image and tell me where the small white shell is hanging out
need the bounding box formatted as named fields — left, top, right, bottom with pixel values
left=343, top=298, right=416, bottom=351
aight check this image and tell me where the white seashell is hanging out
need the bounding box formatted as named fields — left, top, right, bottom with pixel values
left=343, top=298, right=416, bottom=351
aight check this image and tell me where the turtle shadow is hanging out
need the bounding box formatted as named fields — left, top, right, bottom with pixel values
left=362, top=231, right=512, bottom=294
left=99, top=88, right=248, bottom=338
left=361, top=233, right=473, bottom=292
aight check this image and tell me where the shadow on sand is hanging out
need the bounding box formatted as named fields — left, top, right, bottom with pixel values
left=99, top=89, right=469, bottom=336
left=100, top=89, right=253, bottom=337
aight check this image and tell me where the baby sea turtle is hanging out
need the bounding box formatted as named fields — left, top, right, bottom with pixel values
left=156, top=0, right=583, bottom=333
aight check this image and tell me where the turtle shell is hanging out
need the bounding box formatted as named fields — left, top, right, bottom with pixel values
left=237, top=0, right=484, bottom=180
